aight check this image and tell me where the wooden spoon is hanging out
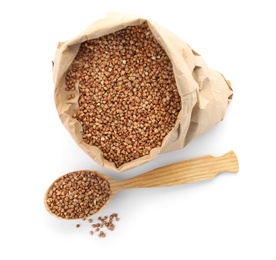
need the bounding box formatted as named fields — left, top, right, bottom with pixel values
left=45, top=150, right=239, bottom=219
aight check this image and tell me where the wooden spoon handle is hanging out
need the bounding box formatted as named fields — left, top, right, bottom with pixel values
left=113, top=151, right=238, bottom=191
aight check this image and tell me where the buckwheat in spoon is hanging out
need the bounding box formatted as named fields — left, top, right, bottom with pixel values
left=45, top=151, right=239, bottom=220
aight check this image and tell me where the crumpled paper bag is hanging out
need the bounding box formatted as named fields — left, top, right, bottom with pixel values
left=53, top=13, right=233, bottom=172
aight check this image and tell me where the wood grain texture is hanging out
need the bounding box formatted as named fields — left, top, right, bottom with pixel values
left=110, top=151, right=239, bottom=193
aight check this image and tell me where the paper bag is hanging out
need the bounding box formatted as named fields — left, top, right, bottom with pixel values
left=53, top=13, right=233, bottom=172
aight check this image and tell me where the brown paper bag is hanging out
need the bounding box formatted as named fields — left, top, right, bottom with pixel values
left=53, top=13, right=233, bottom=172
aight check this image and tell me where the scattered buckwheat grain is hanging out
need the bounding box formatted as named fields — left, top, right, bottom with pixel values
left=76, top=213, right=120, bottom=238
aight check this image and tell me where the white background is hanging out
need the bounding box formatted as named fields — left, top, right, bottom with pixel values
left=1, top=1, right=275, bottom=259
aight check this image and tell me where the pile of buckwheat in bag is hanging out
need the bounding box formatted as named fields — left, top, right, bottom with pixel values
left=64, top=22, right=181, bottom=168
